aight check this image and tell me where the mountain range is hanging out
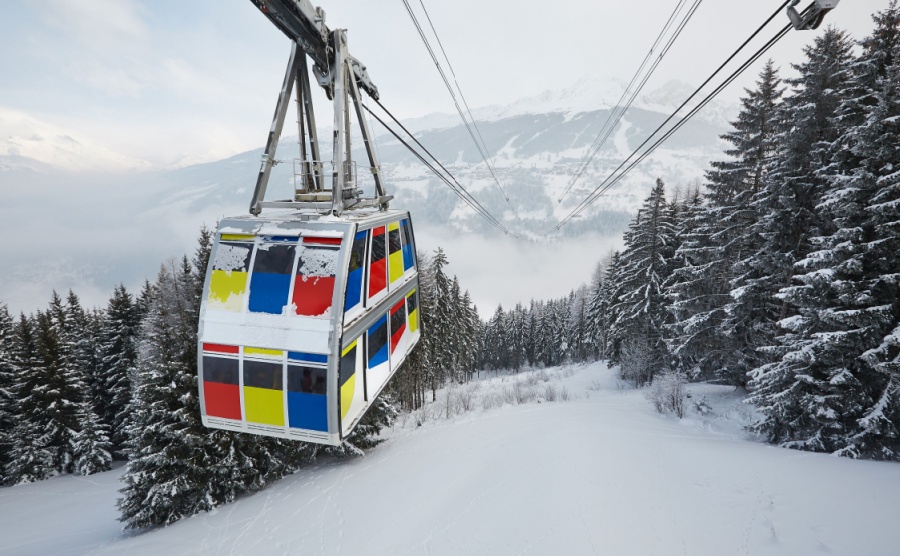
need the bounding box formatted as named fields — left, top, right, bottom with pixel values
left=0, top=78, right=734, bottom=312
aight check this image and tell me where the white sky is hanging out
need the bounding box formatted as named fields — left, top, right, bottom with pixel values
left=0, top=0, right=886, bottom=168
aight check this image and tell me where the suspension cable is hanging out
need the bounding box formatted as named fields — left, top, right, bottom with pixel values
left=551, top=1, right=795, bottom=233
left=401, top=0, right=521, bottom=224
left=364, top=101, right=514, bottom=235
left=557, top=0, right=702, bottom=206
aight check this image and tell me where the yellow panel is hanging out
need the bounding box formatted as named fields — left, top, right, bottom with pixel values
left=207, top=270, right=248, bottom=311
left=408, top=308, right=419, bottom=332
left=221, top=234, right=255, bottom=241
left=244, top=386, right=284, bottom=426
left=340, top=373, right=356, bottom=419
left=244, top=347, right=283, bottom=358
left=388, top=222, right=400, bottom=232
left=341, top=340, right=358, bottom=357
left=389, top=251, right=404, bottom=283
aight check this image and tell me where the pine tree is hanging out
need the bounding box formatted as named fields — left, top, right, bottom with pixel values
left=750, top=8, right=900, bottom=458
left=71, top=401, right=113, bottom=475
left=5, top=314, right=55, bottom=483
left=743, top=28, right=858, bottom=450
left=609, top=179, right=677, bottom=385
left=97, top=284, right=140, bottom=456
left=0, top=304, right=17, bottom=483
left=667, top=63, right=785, bottom=385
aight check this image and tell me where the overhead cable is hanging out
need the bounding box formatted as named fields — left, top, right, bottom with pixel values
left=364, top=101, right=514, bottom=235
left=401, top=0, right=521, bottom=224
left=551, top=1, right=796, bottom=233
left=556, top=0, right=702, bottom=206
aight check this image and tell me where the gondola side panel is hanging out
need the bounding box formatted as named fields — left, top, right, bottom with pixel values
left=198, top=217, right=354, bottom=446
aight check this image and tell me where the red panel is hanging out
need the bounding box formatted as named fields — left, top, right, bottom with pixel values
left=369, top=259, right=386, bottom=298
left=390, top=322, right=406, bottom=354
left=391, top=299, right=405, bottom=315
left=293, top=275, right=336, bottom=316
left=373, top=226, right=385, bottom=237
left=203, top=343, right=239, bottom=355
left=303, top=237, right=342, bottom=245
left=204, top=381, right=242, bottom=420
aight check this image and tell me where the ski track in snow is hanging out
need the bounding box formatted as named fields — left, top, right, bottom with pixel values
left=2, top=362, right=900, bottom=555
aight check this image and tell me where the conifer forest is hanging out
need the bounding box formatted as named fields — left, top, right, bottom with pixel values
left=1, top=3, right=899, bottom=531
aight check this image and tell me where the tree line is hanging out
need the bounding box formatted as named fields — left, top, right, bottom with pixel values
left=593, top=9, right=899, bottom=460
left=468, top=5, right=900, bottom=461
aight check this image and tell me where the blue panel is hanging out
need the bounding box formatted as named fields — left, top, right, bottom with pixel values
left=288, top=351, right=328, bottom=364
left=368, top=314, right=389, bottom=367
left=401, top=220, right=414, bottom=270
left=248, top=273, right=292, bottom=314
left=369, top=344, right=388, bottom=367
left=265, top=236, right=297, bottom=243
left=288, top=392, right=328, bottom=432
left=345, top=267, right=363, bottom=311
left=402, top=245, right=413, bottom=271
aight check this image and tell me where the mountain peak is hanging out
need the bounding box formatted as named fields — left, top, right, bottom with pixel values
left=0, top=107, right=153, bottom=173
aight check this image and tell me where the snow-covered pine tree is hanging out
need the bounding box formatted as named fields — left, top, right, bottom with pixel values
left=609, top=179, right=677, bottom=385
left=5, top=314, right=55, bottom=484
left=743, top=28, right=857, bottom=450
left=391, top=250, right=433, bottom=410
left=458, top=290, right=480, bottom=379
left=426, top=248, right=455, bottom=398
left=668, top=64, right=785, bottom=385
left=594, top=251, right=623, bottom=363
left=750, top=6, right=900, bottom=459
left=120, top=230, right=315, bottom=529
left=568, top=287, right=591, bottom=363
left=0, top=304, right=16, bottom=484
left=71, top=400, right=113, bottom=475
left=38, top=293, right=90, bottom=475
left=58, top=291, right=112, bottom=474
left=664, top=187, right=716, bottom=378
left=97, top=284, right=139, bottom=457
left=585, top=259, right=606, bottom=361
left=482, top=305, right=507, bottom=371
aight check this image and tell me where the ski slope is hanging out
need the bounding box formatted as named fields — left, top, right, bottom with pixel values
left=2, top=363, right=899, bottom=555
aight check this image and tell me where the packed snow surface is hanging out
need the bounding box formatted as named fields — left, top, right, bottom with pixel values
left=2, top=363, right=899, bottom=555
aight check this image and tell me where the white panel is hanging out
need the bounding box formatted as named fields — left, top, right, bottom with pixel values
left=201, top=311, right=332, bottom=354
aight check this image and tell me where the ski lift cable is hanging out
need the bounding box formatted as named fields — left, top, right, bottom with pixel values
left=415, top=0, right=522, bottom=222
left=564, top=24, right=793, bottom=229
left=364, top=101, right=513, bottom=235
left=553, top=20, right=794, bottom=233
left=555, top=0, right=795, bottom=228
left=364, top=98, right=513, bottom=235
left=401, top=0, right=522, bottom=224
left=554, top=21, right=793, bottom=232
left=549, top=0, right=795, bottom=233
left=556, top=0, right=699, bottom=206
left=566, top=0, right=704, bottom=190
left=367, top=109, right=509, bottom=234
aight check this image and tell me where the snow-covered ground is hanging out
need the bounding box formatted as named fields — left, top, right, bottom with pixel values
left=3, top=362, right=900, bottom=555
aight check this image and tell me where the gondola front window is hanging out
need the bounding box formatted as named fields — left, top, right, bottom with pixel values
left=207, top=237, right=253, bottom=311
left=248, top=239, right=297, bottom=314
left=293, top=237, right=340, bottom=317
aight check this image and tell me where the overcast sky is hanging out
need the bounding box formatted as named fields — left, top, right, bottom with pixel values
left=0, top=0, right=887, bottom=168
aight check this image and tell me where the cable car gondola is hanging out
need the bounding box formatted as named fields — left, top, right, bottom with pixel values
left=198, top=0, right=420, bottom=445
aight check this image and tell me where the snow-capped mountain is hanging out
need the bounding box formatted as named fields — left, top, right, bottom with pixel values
left=397, top=76, right=735, bottom=136
left=0, top=80, right=732, bottom=312
left=0, top=107, right=152, bottom=173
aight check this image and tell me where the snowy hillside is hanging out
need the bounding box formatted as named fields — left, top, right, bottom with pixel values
left=0, top=77, right=728, bottom=313
left=3, top=363, right=899, bottom=556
